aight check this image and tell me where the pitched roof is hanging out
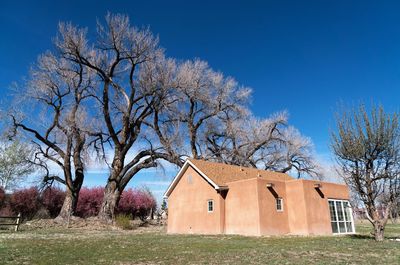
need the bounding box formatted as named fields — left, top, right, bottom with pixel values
left=188, top=159, right=293, bottom=186
left=164, top=159, right=294, bottom=197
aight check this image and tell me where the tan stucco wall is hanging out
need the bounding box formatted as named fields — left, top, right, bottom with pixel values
left=285, top=180, right=309, bottom=235
left=285, top=179, right=350, bottom=235
left=257, top=179, right=290, bottom=235
left=167, top=165, right=224, bottom=234
left=302, top=180, right=350, bottom=235
left=224, top=178, right=260, bottom=236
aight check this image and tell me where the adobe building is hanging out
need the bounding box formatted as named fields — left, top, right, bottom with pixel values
left=164, top=159, right=355, bottom=236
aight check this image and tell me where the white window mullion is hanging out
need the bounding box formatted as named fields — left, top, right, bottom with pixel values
left=341, top=201, right=348, bottom=234
left=333, top=200, right=340, bottom=233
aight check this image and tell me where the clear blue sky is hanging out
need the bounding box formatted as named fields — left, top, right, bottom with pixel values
left=1, top=1, right=400, bottom=198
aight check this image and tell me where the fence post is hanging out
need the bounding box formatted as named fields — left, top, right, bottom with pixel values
left=15, top=213, right=21, bottom=232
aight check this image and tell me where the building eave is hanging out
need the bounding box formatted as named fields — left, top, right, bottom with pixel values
left=163, top=159, right=221, bottom=198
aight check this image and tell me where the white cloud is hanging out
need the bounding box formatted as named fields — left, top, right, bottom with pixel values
left=151, top=189, right=167, bottom=194
left=139, top=181, right=171, bottom=186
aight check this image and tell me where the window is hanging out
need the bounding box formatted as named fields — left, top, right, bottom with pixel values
left=187, top=175, right=192, bottom=184
left=276, top=198, right=283, bottom=211
left=207, top=200, right=214, bottom=212
left=328, top=199, right=354, bottom=234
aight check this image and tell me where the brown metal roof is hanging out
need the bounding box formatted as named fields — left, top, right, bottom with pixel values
left=188, top=159, right=293, bottom=186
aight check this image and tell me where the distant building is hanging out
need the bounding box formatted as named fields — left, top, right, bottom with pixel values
left=164, top=159, right=355, bottom=236
left=353, top=206, right=388, bottom=220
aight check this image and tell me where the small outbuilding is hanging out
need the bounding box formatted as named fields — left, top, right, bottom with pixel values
left=164, top=159, right=355, bottom=236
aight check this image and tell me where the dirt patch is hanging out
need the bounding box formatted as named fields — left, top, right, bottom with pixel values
left=22, top=217, right=167, bottom=233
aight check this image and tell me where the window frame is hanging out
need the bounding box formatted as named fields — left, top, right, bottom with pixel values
left=276, top=197, right=283, bottom=212
left=207, top=199, right=214, bottom=213
left=328, top=199, right=355, bottom=235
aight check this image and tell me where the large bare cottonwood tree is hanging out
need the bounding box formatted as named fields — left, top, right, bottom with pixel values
left=9, top=51, right=94, bottom=220
left=146, top=58, right=319, bottom=177
left=54, top=14, right=173, bottom=221
left=331, top=105, right=400, bottom=241
left=147, top=58, right=252, bottom=166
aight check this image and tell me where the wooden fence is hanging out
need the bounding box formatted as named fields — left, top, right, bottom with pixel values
left=0, top=213, right=21, bottom=231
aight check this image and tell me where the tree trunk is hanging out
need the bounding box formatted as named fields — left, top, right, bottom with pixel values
left=373, top=222, right=385, bottom=241
left=98, top=181, right=121, bottom=222
left=56, top=189, right=78, bottom=221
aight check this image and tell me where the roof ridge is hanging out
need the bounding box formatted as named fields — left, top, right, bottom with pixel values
left=187, top=158, right=293, bottom=186
left=188, top=158, right=286, bottom=173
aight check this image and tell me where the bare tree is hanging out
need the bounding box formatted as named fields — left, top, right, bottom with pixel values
left=141, top=56, right=184, bottom=167
left=0, top=140, right=34, bottom=191
left=174, top=60, right=251, bottom=159
left=147, top=57, right=319, bottom=177
left=205, top=112, right=320, bottom=178
left=331, top=104, right=400, bottom=241
left=54, top=13, right=172, bottom=221
left=261, top=126, right=320, bottom=178
left=9, top=51, right=94, bottom=220
left=148, top=59, right=251, bottom=166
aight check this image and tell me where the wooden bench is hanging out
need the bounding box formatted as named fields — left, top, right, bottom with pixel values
left=0, top=213, right=21, bottom=231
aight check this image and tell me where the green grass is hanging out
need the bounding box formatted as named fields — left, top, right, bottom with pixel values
left=0, top=224, right=400, bottom=264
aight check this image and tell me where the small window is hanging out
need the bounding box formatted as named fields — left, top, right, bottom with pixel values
left=207, top=200, right=214, bottom=212
left=276, top=198, right=283, bottom=211
left=187, top=175, right=192, bottom=184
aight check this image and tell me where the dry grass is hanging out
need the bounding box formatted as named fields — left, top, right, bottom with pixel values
left=0, top=223, right=399, bottom=264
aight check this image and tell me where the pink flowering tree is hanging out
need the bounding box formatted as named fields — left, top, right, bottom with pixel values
left=76, top=187, right=104, bottom=218
left=9, top=187, right=40, bottom=220
left=118, top=188, right=157, bottom=221
left=41, top=187, right=66, bottom=218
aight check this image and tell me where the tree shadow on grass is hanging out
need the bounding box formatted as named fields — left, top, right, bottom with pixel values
left=347, top=234, right=372, bottom=240
left=348, top=234, right=400, bottom=241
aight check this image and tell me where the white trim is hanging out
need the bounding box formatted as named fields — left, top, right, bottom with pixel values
left=187, top=160, right=220, bottom=190
left=163, top=159, right=221, bottom=197
left=340, top=201, right=348, bottom=233
left=163, top=161, right=189, bottom=197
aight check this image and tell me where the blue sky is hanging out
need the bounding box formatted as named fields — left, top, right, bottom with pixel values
left=1, top=1, right=400, bottom=201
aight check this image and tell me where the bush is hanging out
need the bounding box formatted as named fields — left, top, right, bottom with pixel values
left=0, top=204, right=14, bottom=216
left=2, top=187, right=65, bottom=219
left=0, top=188, right=13, bottom=217
left=74, top=187, right=156, bottom=220
left=0, top=187, right=5, bottom=209
left=117, top=189, right=136, bottom=215
left=76, top=187, right=103, bottom=218
left=115, top=214, right=133, bottom=230
left=41, top=187, right=65, bottom=218
left=33, top=207, right=51, bottom=219
left=134, top=189, right=157, bottom=221
left=1, top=186, right=157, bottom=220
left=117, top=188, right=157, bottom=221
left=9, top=187, right=40, bottom=220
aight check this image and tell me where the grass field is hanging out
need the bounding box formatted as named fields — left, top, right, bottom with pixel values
left=0, top=223, right=400, bottom=264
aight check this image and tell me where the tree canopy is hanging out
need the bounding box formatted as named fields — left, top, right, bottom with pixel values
left=331, top=104, right=400, bottom=241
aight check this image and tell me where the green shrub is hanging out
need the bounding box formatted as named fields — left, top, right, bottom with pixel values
left=115, top=214, right=132, bottom=230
